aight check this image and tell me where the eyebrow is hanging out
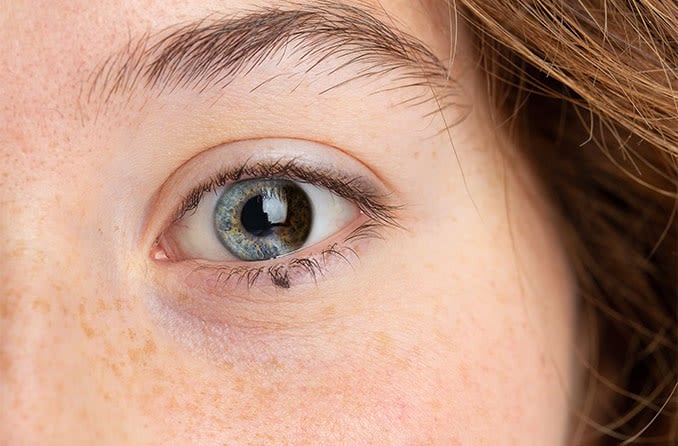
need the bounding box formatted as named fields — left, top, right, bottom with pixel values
left=86, top=1, right=456, bottom=110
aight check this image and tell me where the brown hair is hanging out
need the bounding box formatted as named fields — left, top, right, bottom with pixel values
left=452, top=0, right=677, bottom=443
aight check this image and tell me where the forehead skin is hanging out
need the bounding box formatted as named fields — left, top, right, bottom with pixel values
left=0, top=1, right=576, bottom=444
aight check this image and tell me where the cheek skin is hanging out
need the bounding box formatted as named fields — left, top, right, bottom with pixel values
left=0, top=193, right=154, bottom=443
left=133, top=349, right=442, bottom=444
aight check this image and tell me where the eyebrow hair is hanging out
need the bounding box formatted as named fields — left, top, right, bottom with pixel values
left=86, top=1, right=458, bottom=112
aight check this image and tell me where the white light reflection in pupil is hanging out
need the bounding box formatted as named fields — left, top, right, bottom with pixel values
left=241, top=193, right=288, bottom=237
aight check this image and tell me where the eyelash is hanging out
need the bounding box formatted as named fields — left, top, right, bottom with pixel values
left=162, top=158, right=402, bottom=289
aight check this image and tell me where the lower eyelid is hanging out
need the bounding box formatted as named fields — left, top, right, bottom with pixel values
left=142, top=215, right=395, bottom=364
left=192, top=245, right=354, bottom=291
left=155, top=217, right=377, bottom=295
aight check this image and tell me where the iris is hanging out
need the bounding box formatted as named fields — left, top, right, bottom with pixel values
left=214, top=178, right=312, bottom=260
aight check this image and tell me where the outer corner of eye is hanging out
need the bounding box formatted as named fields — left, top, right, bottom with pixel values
left=154, top=175, right=361, bottom=264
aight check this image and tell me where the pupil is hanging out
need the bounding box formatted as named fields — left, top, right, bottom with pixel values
left=241, top=195, right=283, bottom=236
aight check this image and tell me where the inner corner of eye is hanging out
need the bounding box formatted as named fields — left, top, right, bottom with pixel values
left=158, top=176, right=359, bottom=263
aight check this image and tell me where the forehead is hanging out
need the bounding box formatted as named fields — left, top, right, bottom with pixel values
left=0, top=0, right=447, bottom=85
left=0, top=0, right=448, bottom=135
left=0, top=0, right=453, bottom=194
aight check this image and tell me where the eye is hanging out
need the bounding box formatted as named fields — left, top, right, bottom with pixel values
left=160, top=176, right=358, bottom=262
left=147, top=139, right=401, bottom=290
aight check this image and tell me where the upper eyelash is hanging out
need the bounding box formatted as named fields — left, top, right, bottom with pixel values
left=172, top=157, right=403, bottom=229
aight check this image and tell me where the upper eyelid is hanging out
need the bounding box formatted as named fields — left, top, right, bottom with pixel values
left=172, top=158, right=402, bottom=229
left=85, top=2, right=458, bottom=110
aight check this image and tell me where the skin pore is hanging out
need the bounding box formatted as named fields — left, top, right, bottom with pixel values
left=1, top=0, right=577, bottom=444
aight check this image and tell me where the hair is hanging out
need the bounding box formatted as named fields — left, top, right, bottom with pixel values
left=445, top=0, right=677, bottom=443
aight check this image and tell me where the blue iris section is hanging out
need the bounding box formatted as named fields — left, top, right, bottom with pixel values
left=213, top=178, right=312, bottom=261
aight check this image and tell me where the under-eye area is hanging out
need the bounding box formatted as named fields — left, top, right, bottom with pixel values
left=149, top=138, right=403, bottom=291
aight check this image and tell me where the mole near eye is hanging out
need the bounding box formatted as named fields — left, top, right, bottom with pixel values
left=214, top=179, right=312, bottom=261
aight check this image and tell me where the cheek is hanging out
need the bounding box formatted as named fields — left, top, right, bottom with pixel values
left=127, top=268, right=571, bottom=445
left=127, top=328, right=455, bottom=444
left=363, top=140, right=576, bottom=441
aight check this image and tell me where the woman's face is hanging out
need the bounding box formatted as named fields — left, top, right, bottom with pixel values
left=0, top=0, right=577, bottom=443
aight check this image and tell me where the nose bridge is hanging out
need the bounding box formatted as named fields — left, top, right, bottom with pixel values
left=0, top=128, right=105, bottom=443
left=0, top=190, right=75, bottom=442
left=0, top=12, right=126, bottom=443
left=0, top=125, right=137, bottom=443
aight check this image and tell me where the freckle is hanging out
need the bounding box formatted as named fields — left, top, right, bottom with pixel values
left=80, top=321, right=94, bottom=338
left=0, top=350, right=11, bottom=376
left=97, top=298, right=109, bottom=312
left=233, top=376, right=246, bottom=393
left=431, top=151, right=438, bottom=159
left=394, top=356, right=410, bottom=370
left=127, top=328, right=137, bottom=341
left=103, top=340, right=114, bottom=357
left=321, top=305, right=336, bottom=317
left=151, top=367, right=165, bottom=381
left=177, top=292, right=189, bottom=302
left=374, top=331, right=394, bottom=356
left=127, top=348, right=141, bottom=363
left=109, top=363, right=121, bottom=378
left=413, top=151, right=420, bottom=159
left=32, top=299, right=51, bottom=313
left=431, top=398, right=442, bottom=410
left=455, top=365, right=470, bottom=388
left=128, top=339, right=157, bottom=364
left=143, top=339, right=157, bottom=355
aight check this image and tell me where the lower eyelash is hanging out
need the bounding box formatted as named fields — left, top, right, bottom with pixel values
left=191, top=238, right=362, bottom=291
